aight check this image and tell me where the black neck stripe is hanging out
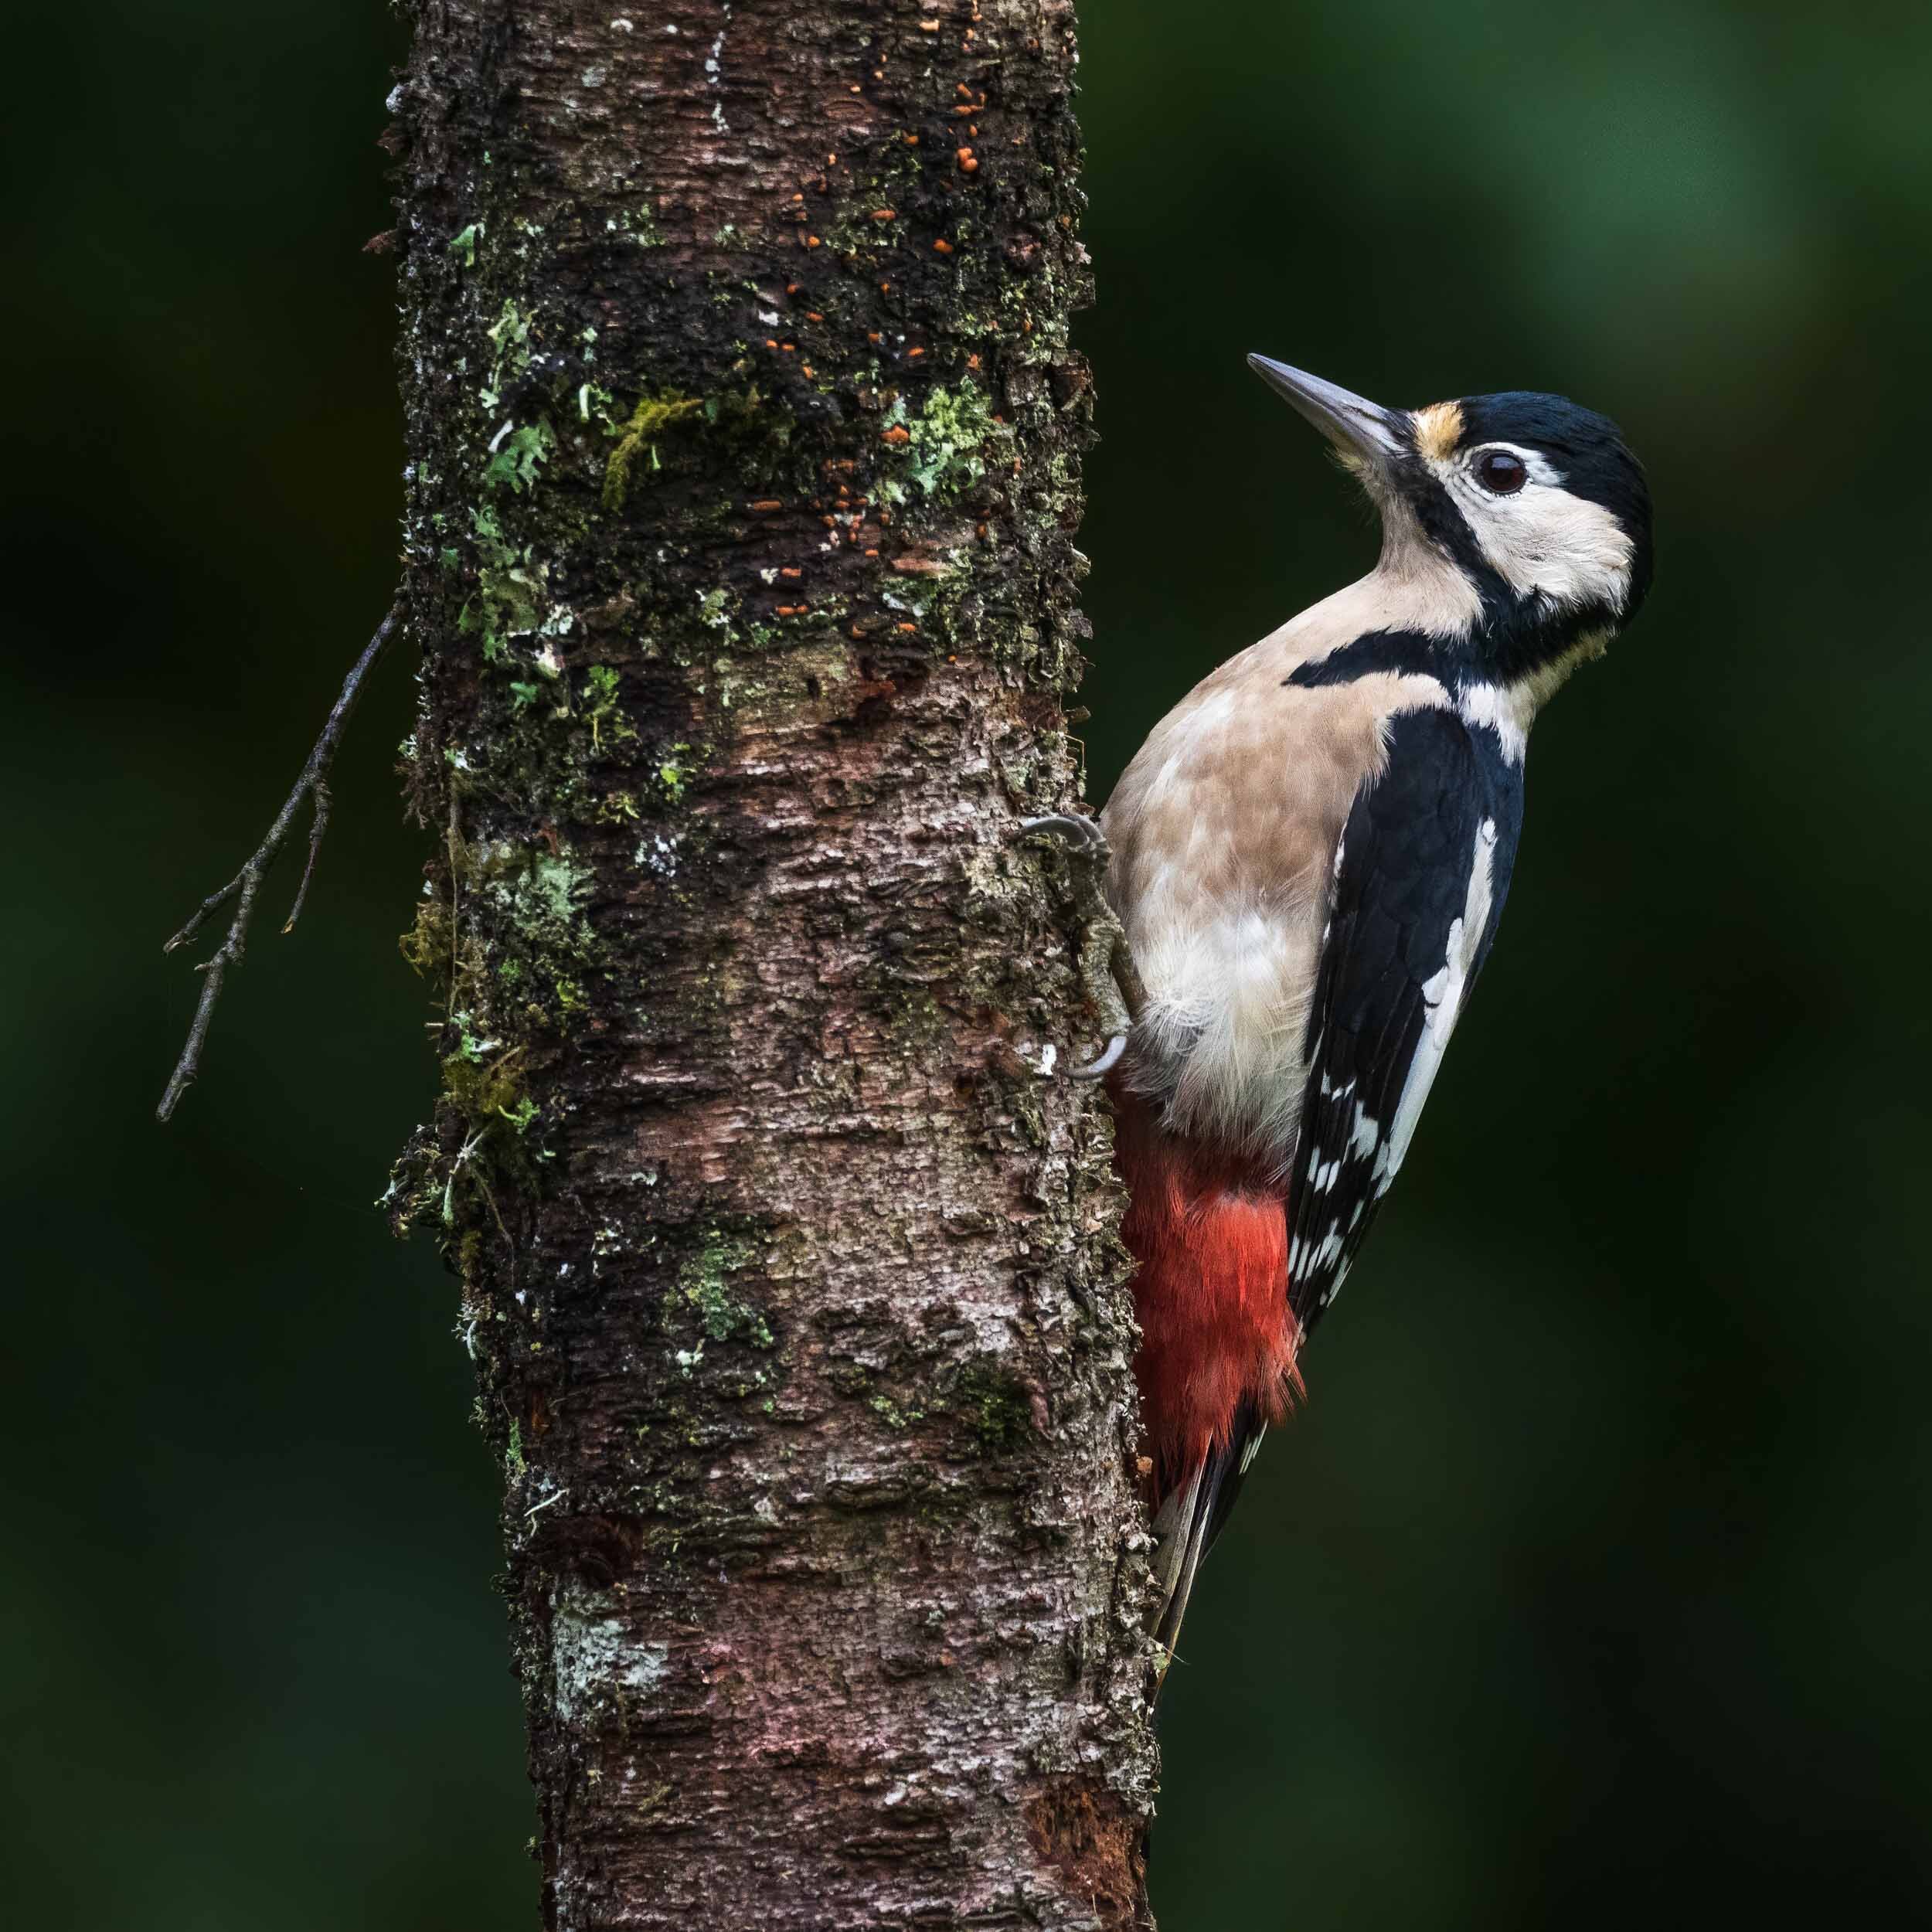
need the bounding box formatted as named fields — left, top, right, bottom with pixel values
left=1284, top=630, right=1437, bottom=689
left=1282, top=593, right=1620, bottom=692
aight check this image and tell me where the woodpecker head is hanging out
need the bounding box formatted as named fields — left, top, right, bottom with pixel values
left=1250, top=355, right=1653, bottom=689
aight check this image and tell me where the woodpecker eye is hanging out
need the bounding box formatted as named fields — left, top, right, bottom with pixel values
left=1475, top=450, right=1529, bottom=495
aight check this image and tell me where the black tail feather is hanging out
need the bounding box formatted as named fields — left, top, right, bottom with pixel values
left=1148, top=1399, right=1267, bottom=1683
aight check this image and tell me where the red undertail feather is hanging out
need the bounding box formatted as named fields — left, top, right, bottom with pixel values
left=1110, top=1086, right=1304, bottom=1506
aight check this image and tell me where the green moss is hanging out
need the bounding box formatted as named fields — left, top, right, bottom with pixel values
left=460, top=504, right=549, bottom=662
left=449, top=222, right=481, bottom=267
left=604, top=393, right=703, bottom=511
left=956, top=1362, right=1037, bottom=1454
left=661, top=1226, right=775, bottom=1383
left=409, top=838, right=606, bottom=1043
left=679, top=1229, right=771, bottom=1345
left=441, top=1039, right=537, bottom=1144
left=482, top=299, right=535, bottom=410
left=583, top=665, right=635, bottom=750
left=655, top=744, right=692, bottom=802
left=398, top=897, right=454, bottom=985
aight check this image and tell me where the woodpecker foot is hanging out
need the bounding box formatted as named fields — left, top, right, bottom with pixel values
left=1018, top=814, right=1148, bottom=1080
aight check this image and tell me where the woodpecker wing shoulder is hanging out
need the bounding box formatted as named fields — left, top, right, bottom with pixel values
left=1287, top=702, right=1523, bottom=1332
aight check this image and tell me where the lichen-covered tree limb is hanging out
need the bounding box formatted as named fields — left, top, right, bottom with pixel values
left=155, top=603, right=402, bottom=1124
left=387, top=2, right=1156, bottom=1927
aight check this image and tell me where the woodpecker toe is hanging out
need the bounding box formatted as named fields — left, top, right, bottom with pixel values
left=1019, top=811, right=1144, bottom=1080
left=1070, top=1032, right=1128, bottom=1081
left=1017, top=811, right=1108, bottom=853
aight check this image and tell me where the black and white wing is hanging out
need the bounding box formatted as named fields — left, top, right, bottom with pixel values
left=1286, top=703, right=1523, bottom=1335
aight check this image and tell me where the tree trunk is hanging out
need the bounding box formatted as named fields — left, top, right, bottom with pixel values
left=386, top=3, right=1155, bottom=1924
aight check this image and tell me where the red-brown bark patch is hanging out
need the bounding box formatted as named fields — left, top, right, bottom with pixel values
left=1025, top=1780, right=1148, bottom=1931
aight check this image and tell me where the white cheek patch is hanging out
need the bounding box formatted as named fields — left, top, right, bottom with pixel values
left=1425, top=444, right=1634, bottom=616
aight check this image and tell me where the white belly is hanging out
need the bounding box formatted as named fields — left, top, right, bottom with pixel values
left=1114, top=885, right=1323, bottom=1172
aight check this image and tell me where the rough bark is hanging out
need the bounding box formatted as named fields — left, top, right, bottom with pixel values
left=386, top=2, right=1155, bottom=1925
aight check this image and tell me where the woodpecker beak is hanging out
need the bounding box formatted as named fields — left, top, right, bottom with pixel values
left=1247, top=355, right=1406, bottom=469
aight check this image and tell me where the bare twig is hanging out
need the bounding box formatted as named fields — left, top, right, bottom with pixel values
left=155, top=604, right=403, bottom=1123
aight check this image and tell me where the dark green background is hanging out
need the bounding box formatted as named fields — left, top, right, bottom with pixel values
left=8, top=4, right=1928, bottom=1926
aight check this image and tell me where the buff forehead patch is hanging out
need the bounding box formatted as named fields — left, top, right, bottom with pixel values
left=1410, top=400, right=1464, bottom=464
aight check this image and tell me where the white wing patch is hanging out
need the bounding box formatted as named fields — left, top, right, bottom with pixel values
left=1291, top=802, right=1505, bottom=1325
left=1378, top=817, right=1498, bottom=1189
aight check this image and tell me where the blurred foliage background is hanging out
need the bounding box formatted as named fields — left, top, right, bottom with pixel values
left=6, top=2, right=1930, bottom=1927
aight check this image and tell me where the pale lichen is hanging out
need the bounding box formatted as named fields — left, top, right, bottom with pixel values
left=551, top=1580, right=670, bottom=1721
left=877, top=380, right=1009, bottom=504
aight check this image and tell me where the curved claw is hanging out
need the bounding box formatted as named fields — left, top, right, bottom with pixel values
left=1019, top=811, right=1107, bottom=852
left=1070, top=1032, right=1128, bottom=1082
left=1019, top=811, right=1135, bottom=1083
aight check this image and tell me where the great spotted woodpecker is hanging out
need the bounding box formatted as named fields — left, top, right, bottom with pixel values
left=1029, top=357, right=1653, bottom=1665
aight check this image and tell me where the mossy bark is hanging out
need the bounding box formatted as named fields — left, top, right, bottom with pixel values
left=387, top=3, right=1155, bottom=1924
